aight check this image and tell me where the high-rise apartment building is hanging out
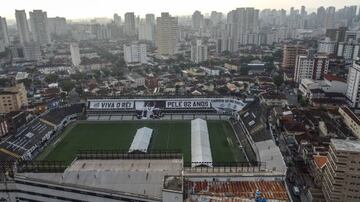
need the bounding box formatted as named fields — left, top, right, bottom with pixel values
left=70, top=43, right=81, bottom=66
left=156, top=13, right=178, bottom=55
left=0, top=83, right=28, bottom=114
left=282, top=44, right=307, bottom=69
left=322, top=139, right=360, bottom=201
left=210, top=11, right=223, bottom=25
left=0, top=17, right=10, bottom=46
left=192, top=11, right=204, bottom=30
left=23, top=42, right=41, bottom=61
left=145, top=14, right=155, bottom=25
left=317, top=6, right=326, bottom=28
left=48, top=17, right=67, bottom=36
left=123, top=43, right=147, bottom=64
left=191, top=40, right=208, bottom=63
left=91, top=24, right=111, bottom=40
left=294, top=53, right=329, bottom=83
left=324, top=7, right=336, bottom=29
left=138, top=14, right=155, bottom=42
left=337, top=40, right=360, bottom=60
left=318, top=37, right=337, bottom=55
left=113, top=13, right=122, bottom=26
left=226, top=7, right=259, bottom=51
left=124, top=12, right=136, bottom=36
left=15, top=10, right=31, bottom=45
left=345, top=60, right=360, bottom=110
left=29, top=10, right=51, bottom=44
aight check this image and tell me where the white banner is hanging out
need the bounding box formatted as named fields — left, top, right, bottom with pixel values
left=89, top=101, right=134, bottom=109
left=166, top=100, right=210, bottom=108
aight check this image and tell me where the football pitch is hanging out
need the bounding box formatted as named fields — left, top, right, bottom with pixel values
left=38, top=120, right=247, bottom=165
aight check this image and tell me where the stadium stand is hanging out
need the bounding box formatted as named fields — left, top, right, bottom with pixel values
left=0, top=118, right=54, bottom=160
left=41, top=104, right=85, bottom=126
left=185, top=180, right=289, bottom=201
left=0, top=104, right=85, bottom=161
left=239, top=99, right=272, bottom=142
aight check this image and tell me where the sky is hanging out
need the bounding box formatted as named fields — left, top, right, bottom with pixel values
left=1, top=0, right=359, bottom=19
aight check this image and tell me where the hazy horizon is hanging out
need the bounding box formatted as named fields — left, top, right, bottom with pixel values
left=0, top=0, right=359, bottom=20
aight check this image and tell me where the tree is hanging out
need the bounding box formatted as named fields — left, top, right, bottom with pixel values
left=45, top=74, right=59, bottom=83
left=60, top=79, right=75, bottom=92
left=239, top=66, right=249, bottom=75
left=273, top=75, right=284, bottom=88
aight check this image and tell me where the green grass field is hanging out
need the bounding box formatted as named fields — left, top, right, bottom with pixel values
left=38, top=120, right=247, bottom=165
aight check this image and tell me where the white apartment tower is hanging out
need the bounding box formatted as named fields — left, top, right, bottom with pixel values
left=0, top=17, right=10, bottom=46
left=15, top=10, right=31, bottom=45
left=191, top=40, right=208, bottom=63
left=345, top=60, right=360, bottom=110
left=318, top=37, right=337, bottom=55
left=337, top=40, right=360, bottom=60
left=156, top=13, right=178, bottom=55
left=70, top=43, right=81, bottom=66
left=123, top=43, right=147, bottom=64
left=29, top=10, right=51, bottom=44
left=294, top=53, right=329, bottom=84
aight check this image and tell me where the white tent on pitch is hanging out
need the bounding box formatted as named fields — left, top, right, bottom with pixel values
left=128, top=127, right=153, bottom=153
left=191, top=118, right=213, bottom=167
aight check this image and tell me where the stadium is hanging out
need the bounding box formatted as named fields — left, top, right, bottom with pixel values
left=0, top=96, right=288, bottom=201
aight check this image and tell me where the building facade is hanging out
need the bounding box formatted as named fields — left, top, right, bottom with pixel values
left=282, top=44, right=307, bottom=69
left=70, top=43, right=81, bottom=66
left=123, top=43, right=147, bottom=64
left=15, top=10, right=31, bottom=45
left=48, top=17, right=67, bottom=36
left=0, top=17, right=10, bottom=46
left=190, top=40, right=208, bottom=63
left=124, top=12, right=136, bottom=37
left=322, top=139, right=360, bottom=201
left=23, top=42, right=41, bottom=61
left=338, top=107, right=360, bottom=139
left=29, top=10, right=51, bottom=44
left=318, top=37, right=337, bottom=55
left=226, top=7, right=260, bottom=51
left=337, top=40, right=360, bottom=61
left=156, top=13, right=178, bottom=55
left=345, top=60, right=360, bottom=111
left=0, top=83, right=28, bottom=114
left=294, top=54, right=329, bottom=84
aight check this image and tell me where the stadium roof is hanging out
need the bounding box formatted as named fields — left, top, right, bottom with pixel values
left=254, top=139, right=287, bottom=174
left=128, top=127, right=153, bottom=153
left=20, top=159, right=183, bottom=199
left=191, top=118, right=212, bottom=167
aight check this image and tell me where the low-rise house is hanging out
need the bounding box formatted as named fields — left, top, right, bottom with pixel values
left=260, top=91, right=288, bottom=107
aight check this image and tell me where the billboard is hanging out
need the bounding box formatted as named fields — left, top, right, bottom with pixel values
left=89, top=101, right=134, bottom=109
left=166, top=100, right=210, bottom=109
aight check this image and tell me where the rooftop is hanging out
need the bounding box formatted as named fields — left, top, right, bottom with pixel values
left=331, top=139, right=360, bottom=153
left=21, top=159, right=183, bottom=199
left=313, top=155, right=327, bottom=169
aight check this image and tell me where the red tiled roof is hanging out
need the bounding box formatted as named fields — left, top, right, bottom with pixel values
left=313, top=155, right=327, bottom=169
left=324, top=74, right=345, bottom=82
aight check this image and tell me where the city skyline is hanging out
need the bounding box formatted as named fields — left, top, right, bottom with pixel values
left=0, top=0, right=359, bottom=19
